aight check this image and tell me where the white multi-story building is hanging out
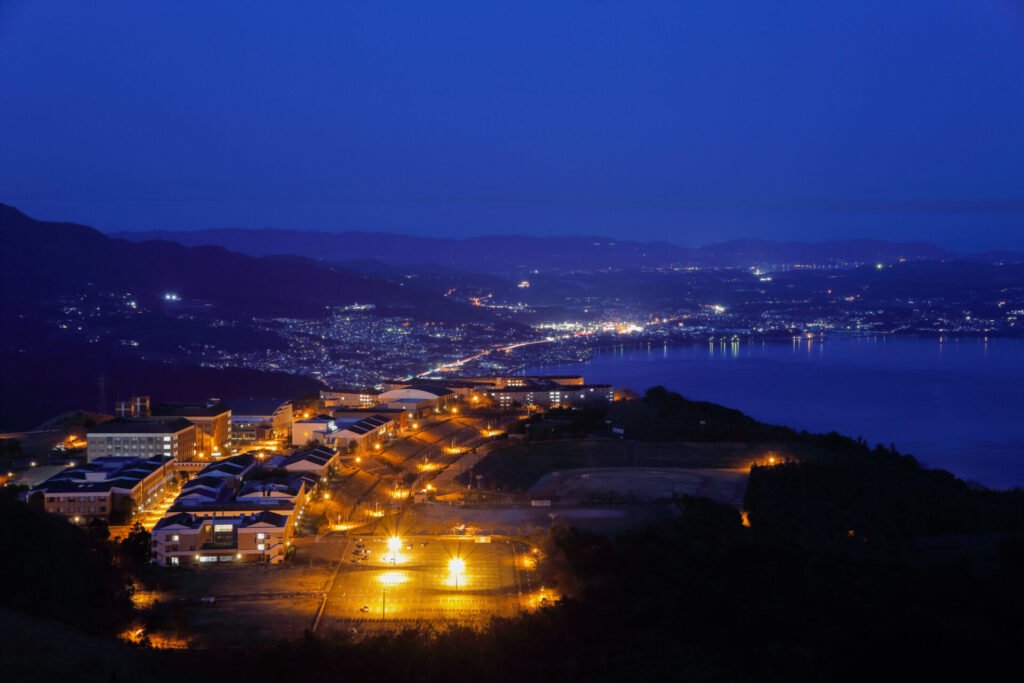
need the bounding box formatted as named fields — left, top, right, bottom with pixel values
left=86, top=418, right=196, bottom=462
left=151, top=510, right=290, bottom=565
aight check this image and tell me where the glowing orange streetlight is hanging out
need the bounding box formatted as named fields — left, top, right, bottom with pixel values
left=448, top=557, right=465, bottom=590
left=387, top=536, right=402, bottom=565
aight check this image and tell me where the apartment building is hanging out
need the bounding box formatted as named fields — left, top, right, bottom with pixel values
left=489, top=383, right=615, bottom=409
left=291, top=414, right=396, bottom=451
left=151, top=510, right=290, bottom=565
left=86, top=418, right=196, bottom=462
left=227, top=399, right=293, bottom=443
left=448, top=375, right=585, bottom=389
left=32, top=456, right=176, bottom=524
left=151, top=400, right=231, bottom=459
left=320, top=387, right=382, bottom=409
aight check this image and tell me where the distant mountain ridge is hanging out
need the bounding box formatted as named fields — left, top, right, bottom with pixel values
left=0, top=204, right=487, bottom=320
left=111, top=227, right=1022, bottom=271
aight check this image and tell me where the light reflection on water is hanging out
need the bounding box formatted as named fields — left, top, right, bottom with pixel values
left=527, top=336, right=1024, bottom=489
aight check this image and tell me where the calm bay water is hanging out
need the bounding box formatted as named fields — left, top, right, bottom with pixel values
left=525, top=337, right=1024, bottom=489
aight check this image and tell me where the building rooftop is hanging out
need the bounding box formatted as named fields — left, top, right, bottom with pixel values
left=154, top=509, right=289, bottom=531
left=89, top=417, right=194, bottom=434
left=166, top=499, right=295, bottom=516
left=32, top=456, right=168, bottom=495
left=337, top=414, right=393, bottom=435
left=151, top=401, right=230, bottom=418
left=322, top=386, right=381, bottom=395
left=227, top=399, right=290, bottom=416
left=237, top=479, right=304, bottom=499
left=197, top=452, right=256, bottom=478
left=400, top=385, right=455, bottom=397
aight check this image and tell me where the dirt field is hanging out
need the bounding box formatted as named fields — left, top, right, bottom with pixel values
left=154, top=557, right=335, bottom=645
left=464, top=439, right=820, bottom=492
left=408, top=501, right=676, bottom=536
left=528, top=466, right=750, bottom=506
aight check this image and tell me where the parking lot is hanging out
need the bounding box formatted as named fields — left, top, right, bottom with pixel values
left=318, top=535, right=526, bottom=635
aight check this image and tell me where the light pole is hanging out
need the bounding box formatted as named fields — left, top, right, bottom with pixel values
left=387, top=536, right=401, bottom=565
left=449, top=557, right=465, bottom=591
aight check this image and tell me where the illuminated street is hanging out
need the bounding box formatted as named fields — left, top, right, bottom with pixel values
left=135, top=484, right=181, bottom=532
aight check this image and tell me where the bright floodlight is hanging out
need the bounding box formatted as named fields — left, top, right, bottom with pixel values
left=448, top=557, right=465, bottom=574
left=387, top=536, right=402, bottom=553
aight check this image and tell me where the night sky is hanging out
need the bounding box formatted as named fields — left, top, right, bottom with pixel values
left=2, top=1, right=1023, bottom=249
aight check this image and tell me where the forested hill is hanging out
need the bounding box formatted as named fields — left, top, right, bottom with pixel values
left=112, top=225, right=1023, bottom=272
left=0, top=204, right=488, bottom=320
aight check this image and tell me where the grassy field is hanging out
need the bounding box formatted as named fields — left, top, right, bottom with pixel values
left=527, top=467, right=750, bottom=506
left=462, top=439, right=827, bottom=493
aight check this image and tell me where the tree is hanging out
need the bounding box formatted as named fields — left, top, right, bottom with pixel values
left=88, top=518, right=110, bottom=543
left=120, top=522, right=151, bottom=565
left=111, top=496, right=134, bottom=525
left=27, top=490, right=45, bottom=510
left=615, top=387, right=639, bottom=401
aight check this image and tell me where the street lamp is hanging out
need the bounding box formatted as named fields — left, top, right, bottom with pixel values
left=387, top=536, right=401, bottom=565
left=449, top=557, right=465, bottom=590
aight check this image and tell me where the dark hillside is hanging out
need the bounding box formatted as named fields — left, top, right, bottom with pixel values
left=0, top=204, right=488, bottom=320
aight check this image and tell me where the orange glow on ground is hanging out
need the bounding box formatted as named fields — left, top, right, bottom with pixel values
left=377, top=571, right=408, bottom=586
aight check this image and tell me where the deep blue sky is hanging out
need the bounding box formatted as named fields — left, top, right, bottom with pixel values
left=2, top=1, right=1023, bottom=250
